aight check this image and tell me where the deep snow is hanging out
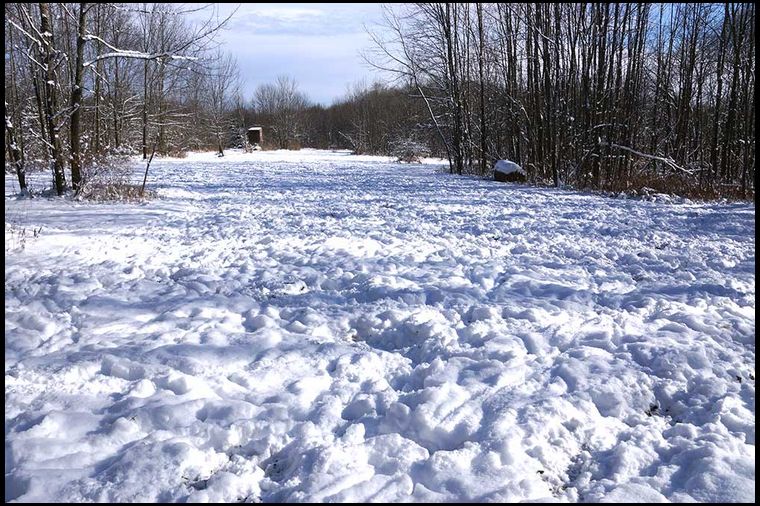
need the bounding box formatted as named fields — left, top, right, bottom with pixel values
left=4, top=149, right=755, bottom=502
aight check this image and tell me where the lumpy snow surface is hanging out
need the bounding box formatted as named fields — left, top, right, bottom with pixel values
left=5, top=149, right=755, bottom=502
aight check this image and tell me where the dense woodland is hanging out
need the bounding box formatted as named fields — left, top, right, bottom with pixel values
left=4, top=3, right=756, bottom=199
left=368, top=3, right=756, bottom=199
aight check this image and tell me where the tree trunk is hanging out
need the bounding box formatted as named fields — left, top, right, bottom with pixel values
left=39, top=2, right=67, bottom=195
left=70, top=2, right=87, bottom=191
left=5, top=101, right=26, bottom=191
left=477, top=3, right=487, bottom=176
left=142, top=60, right=149, bottom=159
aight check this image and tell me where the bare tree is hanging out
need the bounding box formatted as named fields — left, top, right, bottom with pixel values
left=5, top=2, right=239, bottom=196
left=205, top=51, right=238, bottom=156
left=69, top=2, right=90, bottom=191
left=39, top=2, right=67, bottom=195
left=253, top=75, right=310, bottom=149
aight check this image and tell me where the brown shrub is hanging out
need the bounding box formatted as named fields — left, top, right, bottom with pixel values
left=605, top=171, right=753, bottom=201
left=78, top=183, right=157, bottom=202
left=76, top=155, right=156, bottom=202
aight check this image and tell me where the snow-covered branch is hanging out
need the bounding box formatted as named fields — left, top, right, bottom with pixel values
left=608, top=143, right=693, bottom=175
left=84, top=50, right=198, bottom=67
left=6, top=17, right=42, bottom=49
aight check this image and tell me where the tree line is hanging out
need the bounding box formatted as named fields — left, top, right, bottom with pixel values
left=244, top=78, right=438, bottom=156
left=367, top=3, right=755, bottom=199
left=247, top=3, right=756, bottom=199
left=4, top=3, right=240, bottom=195
left=4, top=2, right=433, bottom=196
left=5, top=3, right=755, bottom=200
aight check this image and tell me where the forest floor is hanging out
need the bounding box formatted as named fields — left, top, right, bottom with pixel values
left=4, top=149, right=755, bottom=502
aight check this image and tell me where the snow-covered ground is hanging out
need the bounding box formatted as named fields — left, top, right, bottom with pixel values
left=5, top=149, right=755, bottom=502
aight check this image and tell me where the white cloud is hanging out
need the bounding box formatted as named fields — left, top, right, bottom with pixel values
left=200, top=3, right=393, bottom=105
left=226, top=3, right=378, bottom=36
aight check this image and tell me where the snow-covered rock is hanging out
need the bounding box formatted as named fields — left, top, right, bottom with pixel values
left=494, top=159, right=526, bottom=182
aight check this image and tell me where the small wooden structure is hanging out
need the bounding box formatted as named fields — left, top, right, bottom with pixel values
left=247, top=126, right=263, bottom=148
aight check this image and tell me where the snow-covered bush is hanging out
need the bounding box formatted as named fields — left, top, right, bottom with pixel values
left=77, top=154, right=154, bottom=202
left=390, top=138, right=430, bottom=163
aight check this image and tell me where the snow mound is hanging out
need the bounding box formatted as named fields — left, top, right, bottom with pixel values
left=494, top=159, right=525, bottom=176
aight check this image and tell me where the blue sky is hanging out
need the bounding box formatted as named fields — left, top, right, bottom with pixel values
left=201, top=3, right=392, bottom=106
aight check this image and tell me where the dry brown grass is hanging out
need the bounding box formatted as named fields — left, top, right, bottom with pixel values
left=601, top=171, right=754, bottom=202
